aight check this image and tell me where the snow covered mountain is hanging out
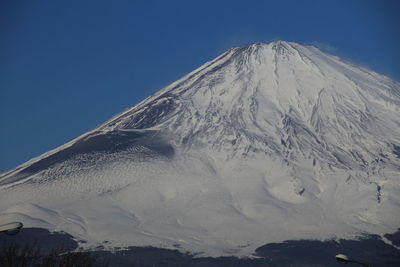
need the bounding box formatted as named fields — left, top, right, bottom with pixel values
left=1, top=41, right=400, bottom=256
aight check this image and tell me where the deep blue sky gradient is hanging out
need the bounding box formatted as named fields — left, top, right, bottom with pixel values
left=1, top=0, right=399, bottom=172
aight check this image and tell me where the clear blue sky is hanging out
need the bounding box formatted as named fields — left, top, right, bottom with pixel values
left=1, top=0, right=399, bottom=172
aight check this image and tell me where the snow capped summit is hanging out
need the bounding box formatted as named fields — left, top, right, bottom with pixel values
left=100, top=40, right=400, bottom=168
left=1, top=41, right=400, bottom=256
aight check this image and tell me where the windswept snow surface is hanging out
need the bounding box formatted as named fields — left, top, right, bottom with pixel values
left=1, top=41, right=400, bottom=256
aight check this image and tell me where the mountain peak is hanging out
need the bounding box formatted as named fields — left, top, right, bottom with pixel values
left=233, top=40, right=306, bottom=56
left=236, top=40, right=293, bottom=48
left=95, top=40, right=400, bottom=170
left=231, top=40, right=297, bottom=58
left=1, top=41, right=399, bottom=257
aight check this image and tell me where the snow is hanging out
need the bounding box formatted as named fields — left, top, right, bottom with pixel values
left=1, top=41, right=400, bottom=256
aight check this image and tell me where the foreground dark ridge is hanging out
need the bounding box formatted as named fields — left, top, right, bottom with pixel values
left=1, top=228, right=399, bottom=267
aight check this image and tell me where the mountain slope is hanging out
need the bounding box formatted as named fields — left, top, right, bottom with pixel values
left=1, top=41, right=400, bottom=256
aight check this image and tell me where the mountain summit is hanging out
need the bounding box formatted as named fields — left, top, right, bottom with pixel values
left=1, top=41, right=400, bottom=256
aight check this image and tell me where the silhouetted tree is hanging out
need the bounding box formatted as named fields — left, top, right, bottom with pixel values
left=0, top=241, right=108, bottom=267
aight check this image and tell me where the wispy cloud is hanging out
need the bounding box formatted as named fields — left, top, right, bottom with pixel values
left=310, top=41, right=337, bottom=52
